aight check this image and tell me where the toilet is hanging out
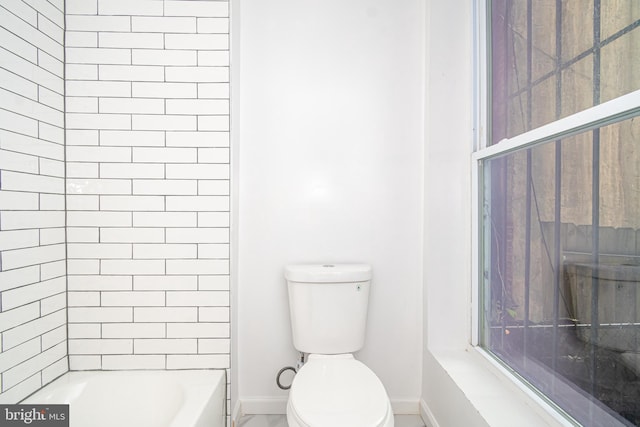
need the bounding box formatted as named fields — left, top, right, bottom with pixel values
left=285, top=264, right=394, bottom=427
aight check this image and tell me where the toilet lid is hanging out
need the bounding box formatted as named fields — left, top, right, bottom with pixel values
left=289, top=354, right=391, bottom=427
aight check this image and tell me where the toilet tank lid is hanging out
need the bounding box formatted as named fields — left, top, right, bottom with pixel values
left=285, top=264, right=372, bottom=283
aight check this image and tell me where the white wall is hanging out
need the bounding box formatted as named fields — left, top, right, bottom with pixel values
left=236, top=0, right=425, bottom=414
left=0, top=0, right=67, bottom=403
left=420, top=0, right=487, bottom=422
left=423, top=0, right=474, bottom=353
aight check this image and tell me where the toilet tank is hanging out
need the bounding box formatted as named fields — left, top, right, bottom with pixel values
left=285, top=264, right=372, bottom=354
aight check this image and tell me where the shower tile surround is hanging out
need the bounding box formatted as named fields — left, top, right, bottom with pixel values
left=1, top=0, right=231, bottom=412
left=0, top=0, right=67, bottom=403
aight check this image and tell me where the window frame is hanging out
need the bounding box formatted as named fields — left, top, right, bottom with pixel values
left=471, top=0, right=640, bottom=423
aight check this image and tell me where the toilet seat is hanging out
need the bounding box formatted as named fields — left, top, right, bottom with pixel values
left=287, top=354, right=393, bottom=427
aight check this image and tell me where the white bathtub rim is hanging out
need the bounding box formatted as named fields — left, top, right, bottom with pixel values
left=22, top=369, right=226, bottom=427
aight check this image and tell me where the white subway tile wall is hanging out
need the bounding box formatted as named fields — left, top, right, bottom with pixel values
left=64, top=1, right=231, bottom=414
left=0, top=0, right=68, bottom=403
left=0, top=0, right=231, bottom=420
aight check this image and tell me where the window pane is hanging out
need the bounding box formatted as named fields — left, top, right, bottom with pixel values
left=490, top=0, right=640, bottom=145
left=481, top=116, right=640, bottom=426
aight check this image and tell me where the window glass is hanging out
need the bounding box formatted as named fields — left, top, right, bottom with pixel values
left=490, top=0, right=640, bottom=145
left=481, top=117, right=640, bottom=426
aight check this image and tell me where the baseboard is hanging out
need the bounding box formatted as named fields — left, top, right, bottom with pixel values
left=237, top=397, right=421, bottom=416
left=238, top=397, right=288, bottom=415
left=230, top=400, right=243, bottom=427
left=419, top=398, right=440, bottom=427
left=390, top=399, right=420, bottom=414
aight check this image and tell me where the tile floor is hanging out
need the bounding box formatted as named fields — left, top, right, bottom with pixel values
left=237, top=414, right=426, bottom=427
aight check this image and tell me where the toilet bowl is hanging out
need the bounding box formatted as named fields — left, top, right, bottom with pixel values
left=287, top=354, right=393, bottom=427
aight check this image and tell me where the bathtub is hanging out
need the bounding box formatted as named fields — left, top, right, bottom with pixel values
left=22, top=370, right=226, bottom=427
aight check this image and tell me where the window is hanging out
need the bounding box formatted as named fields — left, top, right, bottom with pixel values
left=477, top=1, right=640, bottom=426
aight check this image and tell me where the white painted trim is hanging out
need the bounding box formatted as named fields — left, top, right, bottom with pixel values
left=470, top=0, right=488, bottom=350
left=470, top=158, right=480, bottom=347
left=239, top=397, right=288, bottom=415
left=473, top=88, right=640, bottom=161
left=237, top=398, right=421, bottom=416
left=228, top=0, right=241, bottom=421
left=473, top=0, right=489, bottom=152
left=390, top=399, right=420, bottom=415
left=419, top=398, right=440, bottom=427
left=230, top=400, right=243, bottom=427
left=428, top=348, right=573, bottom=426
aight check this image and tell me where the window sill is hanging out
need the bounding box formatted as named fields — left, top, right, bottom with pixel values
left=424, top=346, right=575, bottom=427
